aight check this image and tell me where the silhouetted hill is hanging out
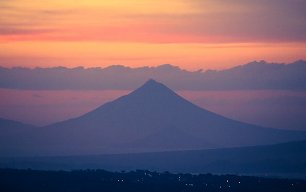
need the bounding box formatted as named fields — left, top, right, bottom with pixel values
left=1, top=60, right=306, bottom=90
left=0, top=118, right=36, bottom=156
left=0, top=118, right=34, bottom=130
left=2, top=80, right=306, bottom=156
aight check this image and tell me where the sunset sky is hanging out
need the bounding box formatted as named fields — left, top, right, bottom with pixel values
left=1, top=0, right=306, bottom=70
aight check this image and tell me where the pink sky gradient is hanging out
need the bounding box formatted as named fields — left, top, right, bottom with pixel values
left=0, top=0, right=305, bottom=70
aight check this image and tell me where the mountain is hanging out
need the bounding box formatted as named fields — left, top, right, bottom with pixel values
left=1, top=60, right=306, bottom=90
left=2, top=140, right=306, bottom=179
left=4, top=79, right=306, bottom=156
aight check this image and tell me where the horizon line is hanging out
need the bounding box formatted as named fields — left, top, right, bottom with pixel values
left=1, top=59, right=305, bottom=71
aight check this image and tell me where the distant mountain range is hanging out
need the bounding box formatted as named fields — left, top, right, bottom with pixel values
left=1, top=140, right=306, bottom=179
left=1, top=80, right=306, bottom=156
left=1, top=60, right=306, bottom=90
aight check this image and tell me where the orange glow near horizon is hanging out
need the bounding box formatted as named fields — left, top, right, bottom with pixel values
left=1, top=41, right=305, bottom=70
left=1, top=0, right=305, bottom=70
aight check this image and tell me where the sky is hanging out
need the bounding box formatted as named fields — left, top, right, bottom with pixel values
left=0, top=0, right=306, bottom=130
left=0, top=0, right=306, bottom=70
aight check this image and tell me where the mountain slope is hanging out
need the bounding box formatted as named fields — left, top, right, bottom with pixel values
left=13, top=79, right=304, bottom=156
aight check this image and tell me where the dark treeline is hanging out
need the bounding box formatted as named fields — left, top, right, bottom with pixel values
left=0, top=169, right=306, bottom=192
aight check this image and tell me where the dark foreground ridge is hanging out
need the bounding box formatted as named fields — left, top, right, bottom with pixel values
left=1, top=169, right=305, bottom=192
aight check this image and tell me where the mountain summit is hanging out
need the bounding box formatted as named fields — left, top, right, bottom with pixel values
left=2, top=80, right=306, bottom=156
left=128, top=79, right=178, bottom=98
left=134, top=79, right=170, bottom=93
